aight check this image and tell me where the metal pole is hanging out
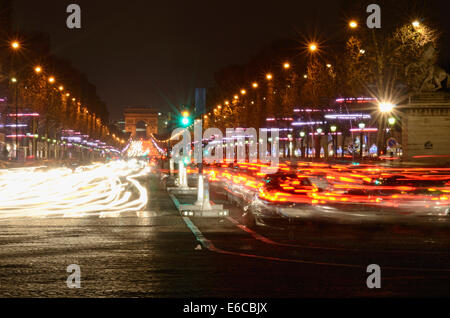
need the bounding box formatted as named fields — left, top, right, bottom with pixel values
left=360, top=130, right=363, bottom=160
left=15, top=84, right=18, bottom=160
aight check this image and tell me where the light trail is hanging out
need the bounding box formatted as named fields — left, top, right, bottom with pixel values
left=200, top=161, right=450, bottom=214
left=0, top=160, right=149, bottom=219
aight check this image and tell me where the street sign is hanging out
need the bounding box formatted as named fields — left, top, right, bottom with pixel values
left=387, top=138, right=397, bottom=148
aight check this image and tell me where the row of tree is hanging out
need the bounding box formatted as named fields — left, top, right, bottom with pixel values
left=0, top=3, right=120, bottom=149
left=204, top=0, right=442, bottom=136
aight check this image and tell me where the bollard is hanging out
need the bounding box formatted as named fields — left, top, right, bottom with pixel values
left=201, top=177, right=212, bottom=210
left=178, top=161, right=188, bottom=188
left=169, top=158, right=174, bottom=176
left=195, top=175, right=212, bottom=210
left=195, top=174, right=204, bottom=206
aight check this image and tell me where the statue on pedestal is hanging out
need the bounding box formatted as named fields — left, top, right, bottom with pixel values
left=406, top=43, right=449, bottom=92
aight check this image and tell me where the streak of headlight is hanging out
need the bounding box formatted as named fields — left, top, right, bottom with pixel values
left=0, top=160, right=149, bottom=219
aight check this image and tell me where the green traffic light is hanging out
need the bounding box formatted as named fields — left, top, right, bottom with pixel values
left=181, top=117, right=190, bottom=126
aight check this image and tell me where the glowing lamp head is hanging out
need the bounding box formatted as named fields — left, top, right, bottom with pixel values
left=240, top=89, right=246, bottom=95
left=316, top=128, right=323, bottom=134
left=266, top=73, right=273, bottom=80
left=330, top=125, right=337, bottom=132
left=300, top=131, right=305, bottom=137
left=11, top=41, right=20, bottom=50
left=34, top=66, right=42, bottom=73
left=412, top=20, right=420, bottom=28
left=388, top=117, right=396, bottom=125
left=358, top=122, right=366, bottom=129
left=283, top=62, right=290, bottom=69
left=379, top=101, right=395, bottom=113
left=309, top=43, right=317, bottom=52
left=349, top=21, right=358, bottom=28
left=252, top=82, right=258, bottom=88
left=48, top=76, right=55, bottom=84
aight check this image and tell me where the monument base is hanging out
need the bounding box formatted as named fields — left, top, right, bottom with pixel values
left=401, top=92, right=450, bottom=165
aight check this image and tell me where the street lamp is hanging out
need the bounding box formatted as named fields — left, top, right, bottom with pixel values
left=34, top=66, right=42, bottom=74
left=315, top=128, right=323, bottom=159
left=388, top=117, right=396, bottom=126
left=11, top=41, right=20, bottom=50
left=412, top=20, right=420, bottom=28
left=378, top=101, right=395, bottom=113
left=358, top=123, right=365, bottom=159
left=300, top=131, right=306, bottom=158
left=349, top=20, right=358, bottom=28
left=283, top=62, right=290, bottom=69
left=240, top=89, right=246, bottom=95
left=309, top=43, right=318, bottom=52
left=330, top=125, right=337, bottom=158
left=48, top=76, right=55, bottom=84
left=266, top=73, right=273, bottom=80
left=252, top=82, right=258, bottom=88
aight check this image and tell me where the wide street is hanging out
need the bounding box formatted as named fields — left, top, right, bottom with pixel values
left=0, top=163, right=448, bottom=298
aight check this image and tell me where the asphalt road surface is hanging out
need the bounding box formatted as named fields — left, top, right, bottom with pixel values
left=0, top=174, right=449, bottom=297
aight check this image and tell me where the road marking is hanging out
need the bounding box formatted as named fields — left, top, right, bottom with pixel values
left=181, top=217, right=450, bottom=272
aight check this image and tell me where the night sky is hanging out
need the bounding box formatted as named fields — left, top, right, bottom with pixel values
left=11, top=0, right=450, bottom=120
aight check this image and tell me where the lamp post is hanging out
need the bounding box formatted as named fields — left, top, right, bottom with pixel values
left=358, top=122, right=365, bottom=160
left=11, top=78, right=19, bottom=160
left=316, top=128, right=323, bottom=159
left=387, top=117, right=396, bottom=157
left=378, top=101, right=395, bottom=156
left=300, top=131, right=305, bottom=159
left=10, top=41, right=21, bottom=160
left=330, top=125, right=337, bottom=158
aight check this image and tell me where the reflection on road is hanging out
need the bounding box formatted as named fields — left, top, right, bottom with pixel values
left=0, top=160, right=149, bottom=218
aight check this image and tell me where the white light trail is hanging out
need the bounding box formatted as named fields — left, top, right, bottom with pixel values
left=0, top=160, right=149, bottom=219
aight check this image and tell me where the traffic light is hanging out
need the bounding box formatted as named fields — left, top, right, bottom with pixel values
left=180, top=110, right=191, bottom=127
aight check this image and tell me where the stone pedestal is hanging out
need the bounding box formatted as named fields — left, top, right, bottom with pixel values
left=401, top=92, right=450, bottom=164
